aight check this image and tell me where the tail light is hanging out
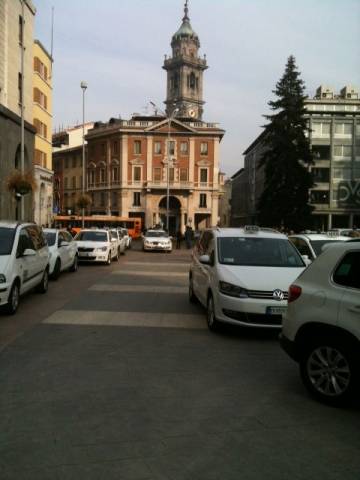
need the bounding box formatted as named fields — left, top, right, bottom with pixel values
left=288, top=284, right=302, bottom=303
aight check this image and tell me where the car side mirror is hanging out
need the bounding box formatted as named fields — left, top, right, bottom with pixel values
left=301, top=254, right=312, bottom=266
left=22, top=248, right=36, bottom=257
left=199, top=254, right=211, bottom=265
left=60, top=241, right=70, bottom=247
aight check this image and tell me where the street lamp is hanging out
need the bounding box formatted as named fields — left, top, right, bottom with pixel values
left=80, top=81, right=87, bottom=228
left=150, top=101, right=179, bottom=232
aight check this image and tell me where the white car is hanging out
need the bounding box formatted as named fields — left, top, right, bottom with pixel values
left=143, top=230, right=172, bottom=252
left=119, top=228, right=132, bottom=249
left=75, top=229, right=118, bottom=265
left=110, top=229, right=126, bottom=256
left=280, top=242, right=360, bottom=406
left=189, top=226, right=306, bottom=330
left=44, top=229, right=78, bottom=279
left=0, top=222, right=50, bottom=314
left=289, top=233, right=349, bottom=261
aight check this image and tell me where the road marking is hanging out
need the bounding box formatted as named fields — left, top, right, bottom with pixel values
left=89, top=285, right=188, bottom=294
left=123, top=261, right=189, bottom=267
left=112, top=271, right=188, bottom=277
left=43, top=310, right=206, bottom=329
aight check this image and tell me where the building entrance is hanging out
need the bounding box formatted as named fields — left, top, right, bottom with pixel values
left=159, top=196, right=181, bottom=235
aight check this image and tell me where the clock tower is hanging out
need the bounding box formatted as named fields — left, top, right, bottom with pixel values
left=163, top=0, right=208, bottom=120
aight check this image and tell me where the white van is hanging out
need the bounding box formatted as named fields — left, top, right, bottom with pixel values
left=0, top=222, right=50, bottom=314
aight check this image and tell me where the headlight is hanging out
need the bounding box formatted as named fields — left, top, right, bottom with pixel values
left=219, top=281, right=248, bottom=298
left=0, top=274, right=6, bottom=283
left=96, top=246, right=108, bottom=252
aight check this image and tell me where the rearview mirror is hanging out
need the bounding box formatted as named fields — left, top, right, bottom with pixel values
left=301, top=254, right=312, bottom=266
left=22, top=248, right=36, bottom=257
left=199, top=254, right=211, bottom=265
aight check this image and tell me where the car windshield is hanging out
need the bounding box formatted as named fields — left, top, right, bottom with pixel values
left=146, top=231, right=168, bottom=238
left=110, top=231, right=118, bottom=240
left=218, top=237, right=304, bottom=267
left=76, top=231, right=108, bottom=242
left=45, top=232, right=56, bottom=246
left=310, top=239, right=346, bottom=256
left=0, top=227, right=16, bottom=255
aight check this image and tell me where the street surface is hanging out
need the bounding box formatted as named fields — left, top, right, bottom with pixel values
left=1, top=242, right=359, bottom=479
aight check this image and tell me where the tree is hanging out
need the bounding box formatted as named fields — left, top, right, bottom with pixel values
left=257, top=55, right=314, bottom=232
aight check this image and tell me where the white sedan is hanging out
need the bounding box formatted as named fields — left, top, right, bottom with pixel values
left=110, top=229, right=126, bottom=256
left=44, top=229, right=78, bottom=279
left=75, top=229, right=118, bottom=265
left=143, top=230, right=172, bottom=252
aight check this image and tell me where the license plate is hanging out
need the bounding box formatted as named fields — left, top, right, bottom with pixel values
left=266, top=306, right=287, bottom=315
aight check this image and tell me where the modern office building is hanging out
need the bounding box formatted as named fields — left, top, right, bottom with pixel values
left=84, top=2, right=225, bottom=233
left=232, top=86, right=360, bottom=229
left=0, top=0, right=36, bottom=220
left=33, top=39, right=53, bottom=226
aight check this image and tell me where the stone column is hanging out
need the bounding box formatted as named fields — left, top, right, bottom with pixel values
left=211, top=193, right=219, bottom=227
left=146, top=136, right=153, bottom=183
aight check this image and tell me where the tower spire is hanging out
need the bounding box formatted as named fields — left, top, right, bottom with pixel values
left=183, top=0, right=189, bottom=22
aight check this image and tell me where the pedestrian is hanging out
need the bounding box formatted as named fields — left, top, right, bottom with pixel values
left=185, top=226, right=193, bottom=249
left=176, top=229, right=182, bottom=249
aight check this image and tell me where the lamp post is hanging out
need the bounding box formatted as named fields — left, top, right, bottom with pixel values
left=80, top=81, right=87, bottom=228
left=150, top=101, right=178, bottom=232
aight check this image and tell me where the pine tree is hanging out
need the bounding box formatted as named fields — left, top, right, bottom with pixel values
left=257, top=55, right=314, bottom=232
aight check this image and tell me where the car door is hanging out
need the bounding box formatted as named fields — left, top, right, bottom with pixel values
left=196, top=232, right=214, bottom=304
left=58, top=231, right=70, bottom=270
left=64, top=231, right=77, bottom=268
left=16, top=228, right=38, bottom=293
left=192, top=231, right=208, bottom=302
left=333, top=250, right=360, bottom=334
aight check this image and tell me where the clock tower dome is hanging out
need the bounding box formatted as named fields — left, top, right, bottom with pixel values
left=163, top=0, right=208, bottom=120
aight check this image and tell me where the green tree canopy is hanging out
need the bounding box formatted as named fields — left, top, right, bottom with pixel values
left=257, top=55, right=314, bottom=232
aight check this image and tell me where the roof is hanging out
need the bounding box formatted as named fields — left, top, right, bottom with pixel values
left=0, top=222, right=19, bottom=229
left=290, top=234, right=350, bottom=241
left=209, top=227, right=288, bottom=239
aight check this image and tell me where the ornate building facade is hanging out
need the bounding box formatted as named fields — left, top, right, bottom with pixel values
left=85, top=1, right=225, bottom=233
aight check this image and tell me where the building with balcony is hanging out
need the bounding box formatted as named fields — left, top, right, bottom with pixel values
left=85, top=2, right=225, bottom=233
left=33, top=39, right=53, bottom=226
left=231, top=85, right=360, bottom=230
left=0, top=0, right=36, bottom=220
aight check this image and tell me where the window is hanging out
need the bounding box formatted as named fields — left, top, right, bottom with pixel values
left=72, top=176, right=76, bottom=189
left=34, top=149, right=46, bottom=167
left=153, top=167, right=162, bottom=182
left=180, top=142, right=188, bottom=154
left=312, top=145, right=330, bottom=160
left=100, top=168, right=106, bottom=183
left=154, top=142, right=161, bottom=154
left=310, top=190, right=329, bottom=204
left=101, top=143, right=106, bottom=156
left=335, top=123, right=353, bottom=135
left=133, top=166, right=141, bottom=182
left=334, top=145, right=352, bottom=158
left=112, top=141, right=118, bottom=155
left=180, top=168, right=188, bottom=182
left=112, top=167, right=119, bottom=182
left=333, top=252, right=360, bottom=289
left=112, top=192, right=118, bottom=207
left=312, top=122, right=330, bottom=136
left=312, top=168, right=329, bottom=183
left=199, top=193, right=207, bottom=208
left=333, top=168, right=351, bottom=180
left=34, top=119, right=47, bottom=139
left=169, top=167, right=175, bottom=182
left=34, top=57, right=48, bottom=81
left=33, top=88, right=47, bottom=109
left=72, top=156, right=77, bottom=168
left=64, top=177, right=68, bottom=189
left=19, top=15, right=23, bottom=44
left=169, top=141, right=175, bottom=155
left=200, top=168, right=208, bottom=184
left=134, top=140, right=141, bottom=154
left=133, top=192, right=141, bottom=206
left=99, top=193, right=105, bottom=207
left=64, top=158, right=69, bottom=169
left=200, top=142, right=208, bottom=155
left=18, top=73, right=22, bottom=104
left=89, top=170, right=95, bottom=186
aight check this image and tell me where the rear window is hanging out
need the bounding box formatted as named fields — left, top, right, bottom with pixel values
left=333, top=252, right=360, bottom=289
left=218, top=237, right=304, bottom=267
left=146, top=231, right=168, bottom=238
left=76, top=231, right=108, bottom=242
left=45, top=232, right=56, bottom=246
left=310, top=240, right=346, bottom=256
left=0, top=227, right=16, bottom=255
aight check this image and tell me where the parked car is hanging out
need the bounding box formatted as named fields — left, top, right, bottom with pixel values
left=0, top=222, right=50, bottom=314
left=110, top=229, right=126, bottom=256
left=75, top=229, right=118, bottom=264
left=119, top=227, right=132, bottom=249
left=44, top=228, right=78, bottom=279
left=289, top=233, right=349, bottom=262
left=280, top=242, right=360, bottom=405
left=143, top=229, right=172, bottom=252
left=189, top=226, right=306, bottom=331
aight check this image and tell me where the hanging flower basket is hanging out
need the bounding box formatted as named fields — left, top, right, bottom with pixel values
left=76, top=194, right=92, bottom=210
left=7, top=170, right=36, bottom=195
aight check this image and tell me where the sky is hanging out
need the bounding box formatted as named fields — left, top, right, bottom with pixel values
left=34, top=0, right=360, bottom=177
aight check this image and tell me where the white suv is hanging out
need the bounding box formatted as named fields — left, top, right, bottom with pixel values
left=75, top=229, right=118, bottom=264
left=0, top=222, right=50, bottom=314
left=280, top=242, right=360, bottom=406
left=189, top=227, right=306, bottom=330
left=289, top=233, right=349, bottom=262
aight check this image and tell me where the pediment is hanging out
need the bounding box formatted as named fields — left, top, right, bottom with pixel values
left=129, top=158, right=144, bottom=165
left=196, top=159, right=212, bottom=167
left=145, top=118, right=197, bottom=134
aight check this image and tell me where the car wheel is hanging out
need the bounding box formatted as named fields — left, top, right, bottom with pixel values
left=51, top=258, right=61, bottom=280
left=207, top=293, right=220, bottom=332
left=189, top=276, right=198, bottom=304
left=106, top=253, right=111, bottom=265
left=300, top=336, right=359, bottom=406
left=70, top=255, right=78, bottom=272
left=36, top=269, right=49, bottom=294
left=5, top=281, right=20, bottom=315
left=114, top=250, right=119, bottom=261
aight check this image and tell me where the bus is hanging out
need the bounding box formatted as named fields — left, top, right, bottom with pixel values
left=53, top=215, right=142, bottom=238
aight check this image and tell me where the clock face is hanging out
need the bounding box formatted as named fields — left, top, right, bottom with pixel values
left=188, top=109, right=196, bottom=118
